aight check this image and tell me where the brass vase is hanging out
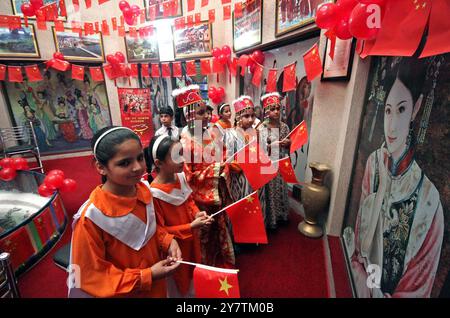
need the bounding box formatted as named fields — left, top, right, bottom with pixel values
left=298, top=162, right=331, bottom=238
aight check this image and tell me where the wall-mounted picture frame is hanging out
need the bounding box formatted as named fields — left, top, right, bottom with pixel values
left=232, top=0, right=263, bottom=52
left=275, top=0, right=333, bottom=37
left=321, top=37, right=355, bottom=81
left=124, top=30, right=159, bottom=62
left=11, top=0, right=67, bottom=21
left=172, top=21, right=212, bottom=60
left=52, top=27, right=105, bottom=63
left=143, top=0, right=183, bottom=21
left=0, top=25, right=40, bottom=59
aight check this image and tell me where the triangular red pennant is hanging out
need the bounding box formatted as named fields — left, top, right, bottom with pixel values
left=186, top=60, right=197, bottom=76
left=200, top=59, right=211, bottom=75
left=24, top=65, right=43, bottom=82
left=282, top=62, right=296, bottom=92
left=8, top=66, right=23, bottom=82
left=172, top=62, right=182, bottom=77
left=251, top=63, right=264, bottom=87
left=161, top=63, right=171, bottom=78
left=72, top=64, right=85, bottom=81
left=89, top=67, right=104, bottom=82
left=151, top=63, right=160, bottom=77
left=277, top=157, right=299, bottom=184
left=225, top=192, right=268, bottom=244
left=287, top=121, right=308, bottom=154
left=266, top=69, right=277, bottom=93
left=303, top=44, right=322, bottom=82
left=193, top=265, right=240, bottom=298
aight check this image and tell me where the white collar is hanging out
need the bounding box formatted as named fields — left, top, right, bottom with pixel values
left=150, top=172, right=193, bottom=206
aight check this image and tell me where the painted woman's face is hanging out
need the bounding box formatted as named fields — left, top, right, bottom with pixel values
left=384, top=78, right=414, bottom=158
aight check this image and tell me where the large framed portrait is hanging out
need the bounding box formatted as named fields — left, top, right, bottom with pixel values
left=0, top=25, right=40, bottom=59
left=172, top=21, right=212, bottom=60
left=10, top=0, right=67, bottom=20
left=275, top=0, right=333, bottom=37
left=52, top=27, right=105, bottom=62
left=2, top=63, right=112, bottom=155
left=342, top=54, right=450, bottom=298
left=143, top=0, right=183, bottom=20
left=232, top=0, right=263, bottom=52
left=321, top=38, right=355, bottom=81
left=124, top=30, right=159, bottom=62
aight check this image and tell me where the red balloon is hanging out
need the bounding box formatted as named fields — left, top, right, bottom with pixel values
left=217, top=87, right=225, bottom=98
left=0, top=168, right=17, bottom=182
left=247, top=56, right=255, bottom=67
left=119, top=0, right=130, bottom=11
left=349, top=3, right=379, bottom=40
left=21, top=3, right=36, bottom=17
left=115, top=52, right=126, bottom=63
left=38, top=183, right=54, bottom=197
left=316, top=3, right=338, bottom=29
left=53, top=52, right=65, bottom=60
left=358, top=0, right=385, bottom=4
left=13, top=158, right=29, bottom=171
left=48, top=169, right=65, bottom=178
left=212, top=47, right=222, bottom=59
left=222, top=45, right=231, bottom=57
left=124, top=13, right=136, bottom=26
left=218, top=54, right=228, bottom=65
left=0, top=158, right=14, bottom=169
left=336, top=0, right=359, bottom=19
left=251, top=50, right=265, bottom=65
left=44, top=173, right=64, bottom=190
left=208, top=86, right=217, bottom=99
left=335, top=19, right=353, bottom=40
left=249, top=63, right=257, bottom=74
left=131, top=4, right=141, bottom=17
left=107, top=54, right=119, bottom=65
left=212, top=96, right=222, bottom=104
left=210, top=114, right=219, bottom=124
left=30, top=0, right=43, bottom=10
left=60, top=178, right=77, bottom=193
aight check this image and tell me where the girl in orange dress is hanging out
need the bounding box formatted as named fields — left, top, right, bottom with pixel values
left=145, top=135, right=213, bottom=297
left=215, top=103, right=232, bottom=134
left=69, top=126, right=182, bottom=298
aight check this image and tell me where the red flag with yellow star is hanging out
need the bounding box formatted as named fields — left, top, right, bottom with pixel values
left=370, top=0, right=431, bottom=57
left=277, top=157, right=299, bottom=184
left=234, top=139, right=277, bottom=191
left=224, top=191, right=268, bottom=244
left=420, top=0, right=450, bottom=58
left=286, top=120, right=308, bottom=154
left=194, top=264, right=240, bottom=298
left=303, top=43, right=322, bottom=82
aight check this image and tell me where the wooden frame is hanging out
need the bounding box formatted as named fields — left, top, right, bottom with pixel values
left=172, top=21, right=212, bottom=60
left=52, top=27, right=105, bottom=63
left=232, top=0, right=263, bottom=53
left=124, top=29, right=160, bottom=62
left=321, top=37, right=355, bottom=81
left=143, top=0, right=183, bottom=21
left=10, top=0, right=67, bottom=21
left=0, top=24, right=40, bottom=59
left=275, top=0, right=333, bottom=37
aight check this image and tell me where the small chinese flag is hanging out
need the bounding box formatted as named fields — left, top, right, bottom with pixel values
left=303, top=43, right=322, bottom=82
left=37, top=20, right=47, bottom=30
left=24, top=65, right=43, bottom=82
left=208, top=9, right=215, bottom=23
left=212, top=57, right=224, bottom=74
left=187, top=0, right=195, bottom=12
left=277, top=157, right=298, bottom=184
left=111, top=17, right=117, bottom=31
left=234, top=139, right=277, bottom=191
left=172, top=0, right=179, bottom=16
left=161, top=63, right=171, bottom=78
left=33, top=208, right=57, bottom=245
left=163, top=1, right=172, bottom=17
left=282, top=62, right=296, bottom=92
left=118, top=25, right=125, bottom=37
left=142, top=64, right=150, bottom=77
left=187, top=15, right=194, bottom=28
left=0, top=226, right=35, bottom=270
left=129, top=27, right=137, bottom=38
left=8, top=66, right=23, bottom=82
left=148, top=5, right=157, bottom=21
left=195, top=13, right=201, bottom=25
left=228, top=57, right=238, bottom=77
left=420, top=0, right=450, bottom=58
left=51, top=59, right=71, bottom=72
left=266, top=69, right=277, bottom=93
left=200, top=59, right=211, bottom=75
left=223, top=5, right=231, bottom=20
left=54, top=20, right=65, bottom=32
left=175, top=17, right=185, bottom=30
left=251, top=63, right=264, bottom=87
left=130, top=63, right=139, bottom=77
left=85, top=0, right=92, bottom=9
left=201, top=0, right=209, bottom=7
left=101, top=19, right=110, bottom=36
left=72, top=64, right=85, bottom=81
left=193, top=265, right=240, bottom=298
left=235, top=2, right=243, bottom=18
left=287, top=121, right=308, bottom=154
left=224, top=191, right=268, bottom=244
left=59, top=0, right=67, bottom=16
left=221, top=0, right=231, bottom=4
left=89, top=67, right=104, bottom=82
left=172, top=62, right=182, bottom=77
left=186, top=60, right=197, bottom=77
left=95, top=21, right=100, bottom=33
left=84, top=22, right=94, bottom=35
left=73, top=0, right=80, bottom=12
left=371, top=0, right=430, bottom=57
left=0, top=64, right=6, bottom=81
left=42, top=2, right=58, bottom=21
left=151, top=63, right=160, bottom=77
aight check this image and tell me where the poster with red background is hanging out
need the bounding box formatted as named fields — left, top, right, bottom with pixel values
left=118, top=88, right=154, bottom=147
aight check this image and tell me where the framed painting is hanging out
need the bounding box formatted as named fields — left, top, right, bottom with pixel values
left=10, top=0, right=67, bottom=21
left=232, top=0, right=263, bottom=52
left=124, top=30, right=159, bottom=62
left=172, top=21, right=212, bottom=60
left=321, top=38, right=355, bottom=81
left=52, top=27, right=105, bottom=62
left=342, top=54, right=450, bottom=298
left=275, top=0, right=333, bottom=37
left=143, top=0, right=183, bottom=20
left=0, top=25, right=40, bottom=59
left=2, top=62, right=112, bottom=155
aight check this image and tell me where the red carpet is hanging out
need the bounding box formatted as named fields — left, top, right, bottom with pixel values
left=17, top=155, right=351, bottom=298
left=327, top=236, right=353, bottom=298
